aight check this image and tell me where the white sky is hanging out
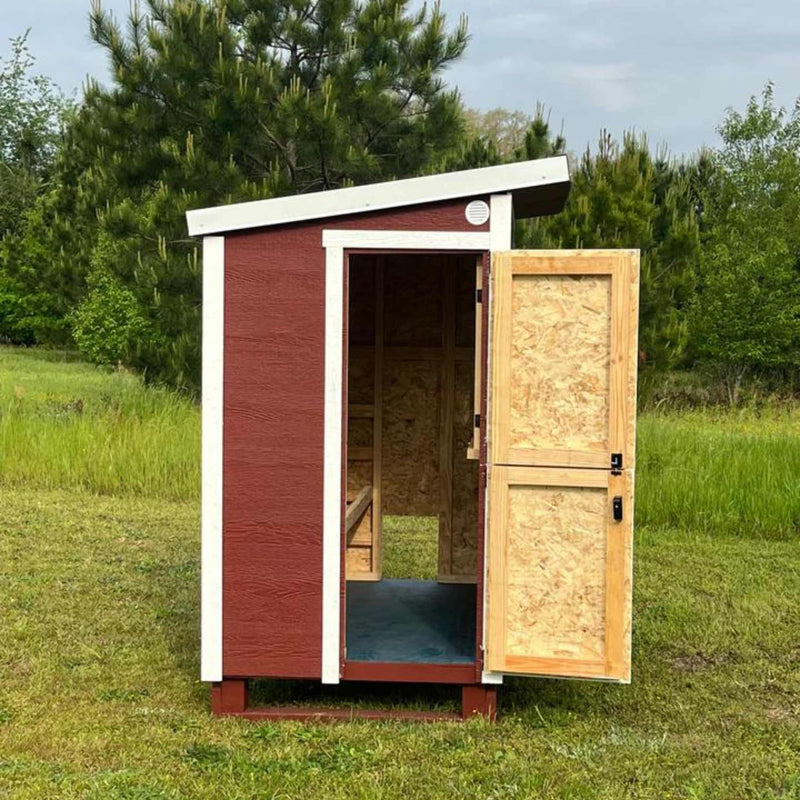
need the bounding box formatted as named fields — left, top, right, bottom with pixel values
left=3, top=0, right=800, bottom=157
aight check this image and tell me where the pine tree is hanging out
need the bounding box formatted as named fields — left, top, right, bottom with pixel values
left=36, top=0, right=469, bottom=390
left=521, top=131, right=700, bottom=374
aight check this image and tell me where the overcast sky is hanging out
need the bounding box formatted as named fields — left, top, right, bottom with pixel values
left=2, top=0, right=799, bottom=157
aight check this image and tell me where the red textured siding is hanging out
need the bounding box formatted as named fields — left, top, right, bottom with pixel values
left=222, top=198, right=488, bottom=678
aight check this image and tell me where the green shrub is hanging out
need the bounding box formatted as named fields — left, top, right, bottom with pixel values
left=71, top=269, right=154, bottom=368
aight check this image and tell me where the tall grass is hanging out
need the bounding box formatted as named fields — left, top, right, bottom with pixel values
left=636, top=407, right=800, bottom=539
left=0, top=347, right=199, bottom=500
left=1, top=347, right=797, bottom=538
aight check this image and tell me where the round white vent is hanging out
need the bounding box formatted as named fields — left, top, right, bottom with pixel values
left=465, top=200, right=490, bottom=226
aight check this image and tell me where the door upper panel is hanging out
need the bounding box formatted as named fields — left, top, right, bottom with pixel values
left=490, top=250, right=639, bottom=470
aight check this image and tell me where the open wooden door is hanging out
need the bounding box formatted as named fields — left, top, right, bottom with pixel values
left=485, top=250, right=639, bottom=682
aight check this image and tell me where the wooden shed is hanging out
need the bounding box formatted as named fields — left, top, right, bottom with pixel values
left=186, top=156, right=640, bottom=721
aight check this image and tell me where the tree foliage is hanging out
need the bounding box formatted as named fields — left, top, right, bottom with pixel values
left=38, top=0, right=469, bottom=389
left=522, top=131, right=701, bottom=374
left=0, top=32, right=71, bottom=344
left=691, top=85, right=800, bottom=402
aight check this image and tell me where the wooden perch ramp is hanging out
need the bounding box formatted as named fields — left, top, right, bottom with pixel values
left=345, top=485, right=373, bottom=538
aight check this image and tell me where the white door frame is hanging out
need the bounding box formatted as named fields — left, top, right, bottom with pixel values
left=320, top=215, right=507, bottom=685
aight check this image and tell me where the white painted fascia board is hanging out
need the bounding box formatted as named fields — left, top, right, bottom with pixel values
left=322, top=230, right=491, bottom=251
left=201, top=236, right=225, bottom=683
left=187, top=156, right=569, bottom=236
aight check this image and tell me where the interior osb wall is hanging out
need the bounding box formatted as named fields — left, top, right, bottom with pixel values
left=346, top=253, right=479, bottom=582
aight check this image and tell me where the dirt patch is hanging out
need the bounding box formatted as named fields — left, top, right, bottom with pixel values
left=765, top=706, right=799, bottom=725
left=670, top=651, right=735, bottom=672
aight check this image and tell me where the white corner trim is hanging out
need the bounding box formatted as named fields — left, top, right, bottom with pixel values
left=201, top=236, right=225, bottom=683
left=322, top=244, right=345, bottom=685
left=187, top=156, right=569, bottom=236
left=489, top=194, right=513, bottom=251
left=322, top=229, right=491, bottom=251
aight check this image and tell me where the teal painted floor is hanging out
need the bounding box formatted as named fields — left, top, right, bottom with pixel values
left=346, top=579, right=476, bottom=664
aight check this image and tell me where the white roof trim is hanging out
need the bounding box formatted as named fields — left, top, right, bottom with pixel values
left=186, top=155, right=569, bottom=237
left=321, top=229, right=491, bottom=250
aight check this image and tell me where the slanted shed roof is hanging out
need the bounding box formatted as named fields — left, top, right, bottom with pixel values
left=186, top=155, right=570, bottom=237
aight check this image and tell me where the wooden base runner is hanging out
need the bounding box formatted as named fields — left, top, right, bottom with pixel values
left=211, top=680, right=497, bottom=722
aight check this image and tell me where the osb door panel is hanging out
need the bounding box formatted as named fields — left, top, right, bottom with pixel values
left=487, top=467, right=633, bottom=680
left=491, top=250, right=637, bottom=470
left=486, top=250, right=639, bottom=682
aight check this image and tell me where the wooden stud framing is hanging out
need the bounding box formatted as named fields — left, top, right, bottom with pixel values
left=438, top=259, right=456, bottom=580
left=467, top=255, right=483, bottom=460
left=371, top=258, right=384, bottom=578
left=350, top=345, right=474, bottom=363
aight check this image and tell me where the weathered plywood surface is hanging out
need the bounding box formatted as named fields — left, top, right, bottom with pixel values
left=505, top=483, right=607, bottom=661
left=348, top=353, right=374, bottom=405
left=382, top=358, right=441, bottom=516
left=383, top=257, right=442, bottom=347
left=509, top=274, right=611, bottom=454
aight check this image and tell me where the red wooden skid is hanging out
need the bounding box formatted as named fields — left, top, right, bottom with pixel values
left=237, top=708, right=460, bottom=723
left=210, top=680, right=497, bottom=721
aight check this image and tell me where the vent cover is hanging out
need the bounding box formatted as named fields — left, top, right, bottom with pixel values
left=465, top=200, right=490, bottom=226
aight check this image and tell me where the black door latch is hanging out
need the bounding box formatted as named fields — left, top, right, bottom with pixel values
left=612, top=496, right=623, bottom=522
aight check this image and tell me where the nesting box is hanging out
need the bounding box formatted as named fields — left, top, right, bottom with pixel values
left=186, top=157, right=640, bottom=721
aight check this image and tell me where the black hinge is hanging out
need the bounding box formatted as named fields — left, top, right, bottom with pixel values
left=475, top=288, right=483, bottom=304
left=474, top=413, right=481, bottom=429
left=611, top=452, right=623, bottom=474
left=612, top=496, right=623, bottom=522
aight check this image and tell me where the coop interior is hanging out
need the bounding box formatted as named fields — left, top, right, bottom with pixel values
left=344, top=252, right=482, bottom=666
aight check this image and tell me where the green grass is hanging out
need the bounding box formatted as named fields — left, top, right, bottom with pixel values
left=1, top=489, right=799, bottom=799
left=0, top=346, right=797, bottom=541
left=0, top=348, right=199, bottom=500
left=383, top=516, right=439, bottom=579
left=637, top=407, right=800, bottom=538
left=0, top=346, right=799, bottom=798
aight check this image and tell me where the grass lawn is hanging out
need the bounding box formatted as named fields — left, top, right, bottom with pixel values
left=0, top=347, right=799, bottom=799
